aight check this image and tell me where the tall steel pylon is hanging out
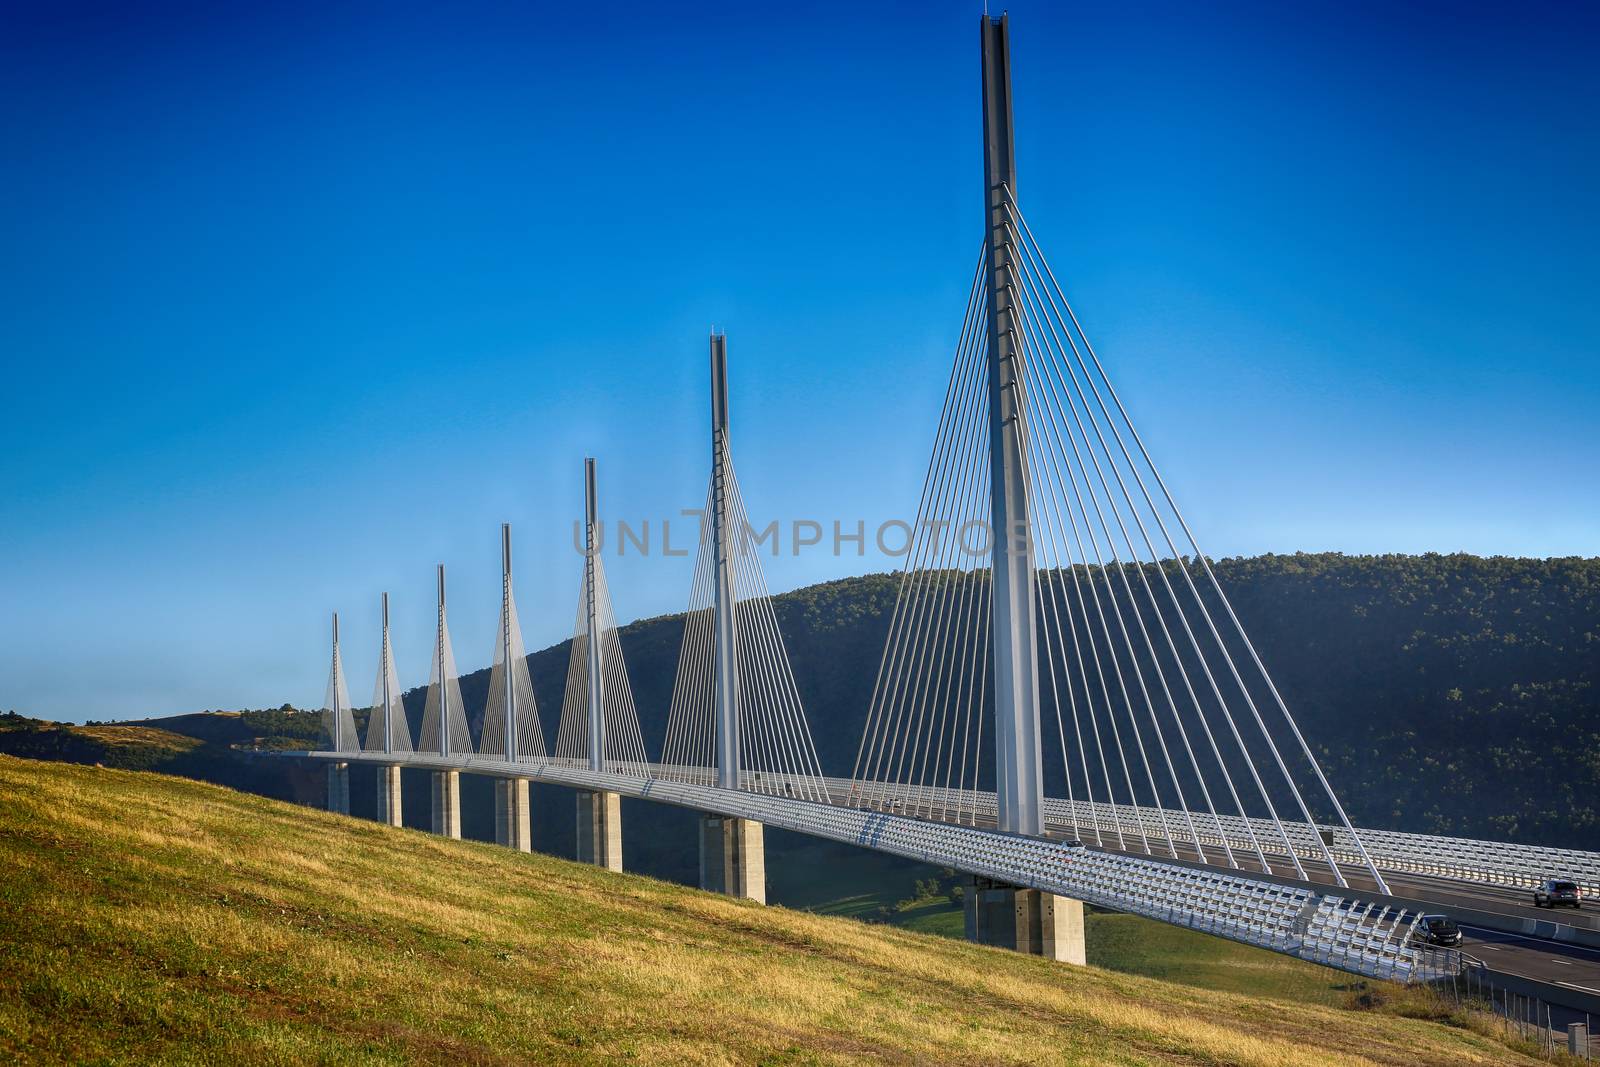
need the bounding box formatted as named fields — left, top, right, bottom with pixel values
left=583, top=458, right=606, bottom=773
left=709, top=334, right=742, bottom=791
left=981, top=14, right=1044, bottom=837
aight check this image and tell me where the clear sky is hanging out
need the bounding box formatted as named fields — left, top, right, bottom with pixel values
left=2, top=1, right=1595, bottom=722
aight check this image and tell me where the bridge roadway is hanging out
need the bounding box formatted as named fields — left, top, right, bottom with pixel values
left=828, top=781, right=1600, bottom=1008
left=302, top=750, right=1599, bottom=1006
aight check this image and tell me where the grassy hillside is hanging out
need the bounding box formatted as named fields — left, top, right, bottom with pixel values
left=0, top=756, right=1551, bottom=1065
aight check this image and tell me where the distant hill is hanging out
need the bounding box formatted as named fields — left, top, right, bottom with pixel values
left=0, top=754, right=1543, bottom=1065
left=454, top=553, right=1600, bottom=847
left=8, top=552, right=1595, bottom=886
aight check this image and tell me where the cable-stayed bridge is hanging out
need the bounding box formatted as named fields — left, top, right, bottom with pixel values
left=293, top=15, right=1600, bottom=1002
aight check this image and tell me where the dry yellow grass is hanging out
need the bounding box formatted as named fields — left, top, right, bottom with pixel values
left=0, top=755, right=1549, bottom=1065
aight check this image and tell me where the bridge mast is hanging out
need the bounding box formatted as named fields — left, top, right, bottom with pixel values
left=982, top=13, right=1044, bottom=837
left=331, top=612, right=343, bottom=751
left=381, top=593, right=392, bottom=754
left=584, top=458, right=606, bottom=772
left=436, top=565, right=449, bottom=758
left=709, top=334, right=741, bottom=791
left=501, top=524, right=517, bottom=762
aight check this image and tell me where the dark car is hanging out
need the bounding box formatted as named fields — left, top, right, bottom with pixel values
left=1412, top=914, right=1463, bottom=947
left=1534, top=879, right=1583, bottom=909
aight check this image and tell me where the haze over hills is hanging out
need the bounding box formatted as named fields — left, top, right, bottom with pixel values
left=0, top=755, right=1548, bottom=1065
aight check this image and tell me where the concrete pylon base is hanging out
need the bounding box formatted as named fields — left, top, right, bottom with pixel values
left=494, top=778, right=532, bottom=852
left=430, top=770, right=461, bottom=839
left=576, top=790, right=621, bottom=871
left=963, top=877, right=1086, bottom=964
left=375, top=765, right=403, bottom=827
left=698, top=815, right=766, bottom=903
left=326, top=762, right=350, bottom=815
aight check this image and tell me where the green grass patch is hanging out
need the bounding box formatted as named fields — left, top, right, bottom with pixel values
left=0, top=756, right=1549, bottom=1065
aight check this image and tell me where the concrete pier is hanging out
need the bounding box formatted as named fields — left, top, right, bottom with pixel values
left=375, top=765, right=402, bottom=827
left=430, top=770, right=461, bottom=838
left=326, top=762, right=350, bottom=815
left=698, top=814, right=765, bottom=902
left=576, top=790, right=621, bottom=870
left=494, top=778, right=532, bottom=852
left=963, top=877, right=1085, bottom=964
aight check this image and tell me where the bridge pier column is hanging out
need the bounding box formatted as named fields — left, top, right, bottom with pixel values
left=576, top=790, right=621, bottom=871
left=963, top=877, right=1085, bottom=964
left=430, top=770, right=461, bottom=839
left=495, top=778, right=532, bottom=852
left=326, top=762, right=349, bottom=815
left=375, top=765, right=403, bottom=827
left=698, top=815, right=765, bottom=903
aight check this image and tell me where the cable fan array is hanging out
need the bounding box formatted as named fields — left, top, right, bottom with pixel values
left=659, top=464, right=829, bottom=802
left=852, top=190, right=1386, bottom=890
left=552, top=549, right=651, bottom=774
left=478, top=565, right=549, bottom=762
left=363, top=596, right=412, bottom=755
left=318, top=615, right=359, bottom=756
left=326, top=565, right=546, bottom=765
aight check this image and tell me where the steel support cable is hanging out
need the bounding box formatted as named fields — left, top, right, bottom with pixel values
left=861, top=300, right=989, bottom=800
left=1006, top=220, right=1272, bottom=874
left=998, top=286, right=1134, bottom=846
left=1011, top=248, right=1208, bottom=862
left=1033, top=560, right=1082, bottom=842
left=962, top=565, right=993, bottom=827
left=731, top=485, right=831, bottom=800
left=729, top=533, right=826, bottom=801
left=733, top=566, right=794, bottom=796
left=892, top=367, right=991, bottom=810
left=856, top=371, right=983, bottom=803
left=893, top=359, right=993, bottom=815
left=598, top=566, right=649, bottom=772
left=1038, top=558, right=1100, bottom=844
left=866, top=287, right=988, bottom=802
left=506, top=594, right=547, bottom=761
left=1009, top=278, right=1146, bottom=851
left=718, top=456, right=784, bottom=794
left=1011, top=282, right=1158, bottom=854
left=996, top=300, right=1104, bottom=843
left=688, top=489, right=719, bottom=776
left=912, top=422, right=993, bottom=817
left=558, top=562, right=596, bottom=764
left=933, top=565, right=983, bottom=822
left=937, top=565, right=981, bottom=822
left=1033, top=544, right=1108, bottom=844
left=1012, top=204, right=1379, bottom=889
left=1005, top=197, right=1338, bottom=884
left=1010, top=229, right=1240, bottom=861
left=663, top=488, right=716, bottom=774
left=365, top=628, right=412, bottom=753
left=851, top=252, right=987, bottom=795
left=1023, top=294, right=1208, bottom=864
left=727, top=469, right=827, bottom=800
left=691, top=511, right=718, bottom=777
left=927, top=483, right=991, bottom=822
left=738, top=547, right=830, bottom=801
left=1004, top=199, right=1280, bottom=844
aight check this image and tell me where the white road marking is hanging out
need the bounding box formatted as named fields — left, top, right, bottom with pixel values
left=1558, top=982, right=1600, bottom=994
left=1550, top=959, right=1573, bottom=965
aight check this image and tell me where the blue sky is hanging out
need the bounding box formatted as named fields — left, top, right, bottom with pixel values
left=2, top=1, right=1595, bottom=722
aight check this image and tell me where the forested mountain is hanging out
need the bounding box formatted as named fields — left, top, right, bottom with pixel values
left=443, top=552, right=1598, bottom=848
left=7, top=553, right=1596, bottom=857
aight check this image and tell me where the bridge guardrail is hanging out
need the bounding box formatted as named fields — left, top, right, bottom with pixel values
left=837, top=778, right=1600, bottom=895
